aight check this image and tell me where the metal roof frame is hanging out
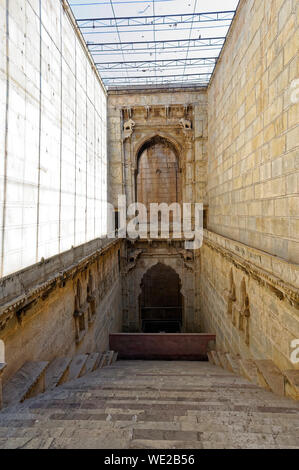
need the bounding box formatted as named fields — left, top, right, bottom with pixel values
left=70, top=3, right=237, bottom=88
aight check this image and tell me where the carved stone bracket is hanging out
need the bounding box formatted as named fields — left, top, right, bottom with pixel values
left=179, top=118, right=194, bottom=141
left=123, top=118, right=135, bottom=140
left=179, top=118, right=192, bottom=130
left=125, top=249, right=143, bottom=273
left=178, top=249, right=194, bottom=271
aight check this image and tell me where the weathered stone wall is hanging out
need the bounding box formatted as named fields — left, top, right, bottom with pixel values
left=0, top=0, right=108, bottom=277
left=207, top=0, right=299, bottom=263
left=107, top=87, right=208, bottom=209
left=0, top=239, right=123, bottom=384
left=199, top=230, right=299, bottom=370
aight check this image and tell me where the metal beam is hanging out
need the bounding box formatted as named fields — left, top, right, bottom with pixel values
left=77, top=10, right=236, bottom=29
left=102, top=72, right=212, bottom=81
left=87, top=36, right=226, bottom=52
left=96, top=57, right=217, bottom=71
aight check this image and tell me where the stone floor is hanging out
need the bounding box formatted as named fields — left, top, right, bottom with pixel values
left=0, top=360, right=298, bottom=449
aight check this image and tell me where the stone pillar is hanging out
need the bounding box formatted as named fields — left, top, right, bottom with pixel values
left=122, top=117, right=135, bottom=209
left=108, top=109, right=124, bottom=207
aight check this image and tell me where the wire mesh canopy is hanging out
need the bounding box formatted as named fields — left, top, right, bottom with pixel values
left=69, top=0, right=239, bottom=89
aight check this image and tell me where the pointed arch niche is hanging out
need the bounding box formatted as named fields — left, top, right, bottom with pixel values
left=139, top=262, right=183, bottom=333
left=136, top=136, right=182, bottom=208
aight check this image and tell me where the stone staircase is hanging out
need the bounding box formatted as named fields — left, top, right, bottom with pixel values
left=0, top=360, right=298, bottom=449
left=0, top=350, right=117, bottom=409
left=208, top=351, right=299, bottom=401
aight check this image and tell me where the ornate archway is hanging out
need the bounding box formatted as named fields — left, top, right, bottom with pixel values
left=135, top=135, right=182, bottom=207
left=139, top=262, right=183, bottom=333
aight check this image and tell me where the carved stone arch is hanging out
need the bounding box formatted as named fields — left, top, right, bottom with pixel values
left=138, top=262, right=184, bottom=333
left=87, top=270, right=94, bottom=294
left=135, top=259, right=186, bottom=300
left=75, top=279, right=82, bottom=311
left=133, top=132, right=182, bottom=172
left=135, top=134, right=182, bottom=207
left=227, top=268, right=236, bottom=315
left=239, top=277, right=250, bottom=345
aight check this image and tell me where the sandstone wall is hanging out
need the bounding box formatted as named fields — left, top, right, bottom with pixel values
left=0, top=240, right=123, bottom=384
left=0, top=0, right=108, bottom=277
left=199, top=230, right=299, bottom=370
left=207, top=0, right=299, bottom=263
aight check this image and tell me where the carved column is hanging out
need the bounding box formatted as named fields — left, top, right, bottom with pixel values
left=123, top=116, right=135, bottom=209
left=179, top=119, right=194, bottom=206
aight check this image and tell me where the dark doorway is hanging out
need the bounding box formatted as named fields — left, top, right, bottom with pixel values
left=140, top=263, right=183, bottom=333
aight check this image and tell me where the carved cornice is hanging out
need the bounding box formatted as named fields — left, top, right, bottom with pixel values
left=204, top=236, right=299, bottom=308
left=0, top=240, right=121, bottom=331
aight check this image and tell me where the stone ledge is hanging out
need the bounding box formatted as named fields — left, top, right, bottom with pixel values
left=0, top=239, right=121, bottom=326
left=203, top=230, right=299, bottom=302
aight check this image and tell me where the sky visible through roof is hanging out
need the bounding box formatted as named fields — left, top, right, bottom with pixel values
left=69, top=0, right=240, bottom=88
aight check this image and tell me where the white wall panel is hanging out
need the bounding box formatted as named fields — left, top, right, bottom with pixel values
left=0, top=0, right=108, bottom=277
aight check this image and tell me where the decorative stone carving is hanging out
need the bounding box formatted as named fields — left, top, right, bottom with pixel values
left=74, top=280, right=87, bottom=343
left=179, top=118, right=193, bottom=141
left=125, top=249, right=143, bottom=273
left=239, top=279, right=250, bottom=345
left=123, top=118, right=135, bottom=140
left=179, top=118, right=192, bottom=130
left=205, top=236, right=299, bottom=308
left=0, top=239, right=121, bottom=334
left=178, top=249, right=194, bottom=271
left=225, top=269, right=236, bottom=315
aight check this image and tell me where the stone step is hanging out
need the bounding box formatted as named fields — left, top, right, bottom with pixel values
left=217, top=352, right=231, bottom=370
left=99, top=351, right=115, bottom=368
left=239, top=359, right=269, bottom=389
left=98, top=353, right=107, bottom=369
left=210, top=351, right=221, bottom=367
left=84, top=353, right=101, bottom=375
left=225, top=353, right=241, bottom=375
left=112, top=351, right=118, bottom=363
left=283, top=370, right=299, bottom=401
left=45, top=357, right=72, bottom=391
left=68, top=355, right=89, bottom=382
left=207, top=351, right=214, bottom=365
left=255, top=360, right=285, bottom=397
left=3, top=362, right=49, bottom=407
left=0, top=360, right=298, bottom=449
left=107, top=351, right=116, bottom=366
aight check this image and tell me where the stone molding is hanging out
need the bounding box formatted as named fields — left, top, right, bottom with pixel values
left=0, top=240, right=121, bottom=332
left=204, top=230, right=299, bottom=307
